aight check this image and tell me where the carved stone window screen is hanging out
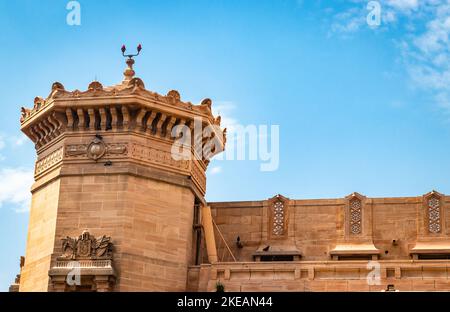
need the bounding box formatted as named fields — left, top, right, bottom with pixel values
left=272, top=201, right=285, bottom=236
left=349, top=198, right=362, bottom=235
left=428, top=196, right=441, bottom=234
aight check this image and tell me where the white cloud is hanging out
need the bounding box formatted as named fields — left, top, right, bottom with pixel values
left=209, top=166, right=222, bottom=175
left=402, top=2, right=450, bottom=109
left=0, top=133, right=29, bottom=161
left=0, top=135, right=5, bottom=150
left=387, top=0, right=419, bottom=12
left=330, top=6, right=367, bottom=35
left=0, top=168, right=34, bottom=213
left=0, top=135, right=5, bottom=161
left=11, top=134, right=27, bottom=147
left=328, top=0, right=450, bottom=112
left=328, top=0, right=439, bottom=36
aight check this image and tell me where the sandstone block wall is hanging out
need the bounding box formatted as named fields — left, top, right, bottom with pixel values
left=19, top=179, right=60, bottom=291
left=52, top=169, right=195, bottom=291
left=210, top=196, right=449, bottom=262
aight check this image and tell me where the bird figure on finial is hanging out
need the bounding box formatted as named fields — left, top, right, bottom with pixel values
left=121, top=44, right=142, bottom=82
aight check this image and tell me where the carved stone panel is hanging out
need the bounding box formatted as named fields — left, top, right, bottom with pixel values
left=35, top=146, right=64, bottom=176
left=272, top=201, right=285, bottom=236
left=268, top=194, right=289, bottom=240
left=349, top=197, right=362, bottom=235
left=345, top=192, right=367, bottom=238
left=427, top=195, right=441, bottom=234
left=59, top=230, right=113, bottom=260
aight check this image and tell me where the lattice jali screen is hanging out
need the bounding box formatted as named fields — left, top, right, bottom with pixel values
left=428, top=196, right=441, bottom=234
left=349, top=198, right=362, bottom=235
left=272, top=200, right=285, bottom=236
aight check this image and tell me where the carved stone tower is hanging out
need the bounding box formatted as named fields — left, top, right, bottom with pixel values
left=18, top=49, right=225, bottom=291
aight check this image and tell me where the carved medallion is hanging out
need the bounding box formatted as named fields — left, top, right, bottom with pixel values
left=87, top=136, right=107, bottom=161
left=66, top=138, right=127, bottom=161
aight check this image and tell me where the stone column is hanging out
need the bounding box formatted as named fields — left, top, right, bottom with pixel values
left=202, top=205, right=218, bottom=263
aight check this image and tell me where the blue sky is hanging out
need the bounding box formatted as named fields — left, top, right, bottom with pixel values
left=1, top=0, right=450, bottom=290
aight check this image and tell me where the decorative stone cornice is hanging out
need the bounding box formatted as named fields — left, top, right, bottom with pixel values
left=21, top=55, right=226, bottom=201
left=20, top=77, right=226, bottom=164
left=20, top=72, right=226, bottom=190
left=20, top=79, right=218, bottom=125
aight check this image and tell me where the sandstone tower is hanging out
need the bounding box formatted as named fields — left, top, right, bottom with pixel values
left=18, top=48, right=225, bottom=291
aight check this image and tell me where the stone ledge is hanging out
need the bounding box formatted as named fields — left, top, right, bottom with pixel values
left=410, top=242, right=450, bottom=259
left=48, top=260, right=115, bottom=277
left=330, top=244, right=380, bottom=260
left=31, top=161, right=207, bottom=205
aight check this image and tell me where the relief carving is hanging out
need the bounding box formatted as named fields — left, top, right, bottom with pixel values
left=87, top=136, right=107, bottom=161
left=428, top=195, right=441, bottom=234
left=59, top=230, right=113, bottom=260
left=349, top=198, right=362, bottom=235
left=272, top=200, right=285, bottom=236
left=35, top=147, right=64, bottom=176
left=268, top=194, right=289, bottom=239
left=130, top=143, right=190, bottom=171
left=191, top=160, right=207, bottom=194
left=65, top=136, right=128, bottom=161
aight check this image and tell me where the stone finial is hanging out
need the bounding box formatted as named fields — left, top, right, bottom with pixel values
left=88, top=81, right=103, bottom=90
left=123, top=58, right=135, bottom=81
left=167, top=90, right=181, bottom=102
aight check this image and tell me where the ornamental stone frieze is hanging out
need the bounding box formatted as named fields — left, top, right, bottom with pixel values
left=34, top=146, right=64, bottom=177
left=65, top=135, right=128, bottom=161
left=34, top=136, right=207, bottom=192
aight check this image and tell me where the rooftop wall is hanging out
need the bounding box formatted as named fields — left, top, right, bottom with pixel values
left=209, top=194, right=450, bottom=262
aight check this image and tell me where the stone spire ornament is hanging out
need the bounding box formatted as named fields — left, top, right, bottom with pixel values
left=121, top=44, right=142, bottom=82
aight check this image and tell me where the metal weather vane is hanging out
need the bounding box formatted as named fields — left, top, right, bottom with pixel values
left=121, top=43, right=142, bottom=59
left=121, top=44, right=142, bottom=81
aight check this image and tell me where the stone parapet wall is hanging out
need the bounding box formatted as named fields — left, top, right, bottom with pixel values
left=188, top=261, right=450, bottom=292
left=210, top=194, right=450, bottom=262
